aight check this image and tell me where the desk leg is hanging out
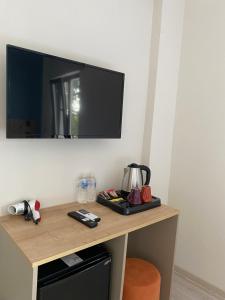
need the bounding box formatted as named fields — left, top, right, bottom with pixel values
left=127, top=216, right=178, bottom=300
left=0, top=226, right=38, bottom=300
left=105, top=234, right=128, bottom=300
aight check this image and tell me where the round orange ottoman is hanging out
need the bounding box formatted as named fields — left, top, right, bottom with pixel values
left=123, top=258, right=161, bottom=300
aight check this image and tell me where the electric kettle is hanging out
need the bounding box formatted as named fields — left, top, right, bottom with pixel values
left=121, top=163, right=151, bottom=192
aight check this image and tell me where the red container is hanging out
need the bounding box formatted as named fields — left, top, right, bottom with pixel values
left=141, top=186, right=152, bottom=203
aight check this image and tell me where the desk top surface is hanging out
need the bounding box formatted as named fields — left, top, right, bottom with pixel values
left=0, top=202, right=178, bottom=268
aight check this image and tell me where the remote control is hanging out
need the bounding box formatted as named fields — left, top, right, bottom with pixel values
left=68, top=211, right=98, bottom=228
left=77, top=209, right=101, bottom=222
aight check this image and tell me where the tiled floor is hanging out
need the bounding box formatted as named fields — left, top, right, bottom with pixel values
left=171, top=271, right=225, bottom=300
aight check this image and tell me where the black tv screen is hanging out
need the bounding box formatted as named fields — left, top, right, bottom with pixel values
left=6, top=45, right=124, bottom=138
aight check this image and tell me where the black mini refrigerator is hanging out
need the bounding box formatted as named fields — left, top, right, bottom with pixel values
left=37, top=244, right=111, bottom=300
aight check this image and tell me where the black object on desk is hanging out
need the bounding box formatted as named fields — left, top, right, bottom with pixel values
left=68, top=211, right=98, bottom=228
left=37, top=244, right=111, bottom=300
left=97, top=194, right=161, bottom=215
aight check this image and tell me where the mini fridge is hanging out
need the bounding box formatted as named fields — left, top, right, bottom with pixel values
left=37, top=244, right=112, bottom=300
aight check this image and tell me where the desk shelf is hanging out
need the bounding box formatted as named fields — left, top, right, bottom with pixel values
left=0, top=202, right=178, bottom=300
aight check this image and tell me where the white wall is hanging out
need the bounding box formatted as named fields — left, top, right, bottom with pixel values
left=142, top=0, right=163, bottom=166
left=169, top=0, right=225, bottom=291
left=0, top=0, right=154, bottom=214
left=144, top=0, right=185, bottom=202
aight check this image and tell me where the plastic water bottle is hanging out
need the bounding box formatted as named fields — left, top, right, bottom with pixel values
left=87, top=174, right=97, bottom=202
left=77, top=177, right=89, bottom=203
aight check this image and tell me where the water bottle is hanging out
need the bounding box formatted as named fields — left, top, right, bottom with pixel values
left=87, top=174, right=97, bottom=202
left=77, top=177, right=89, bottom=203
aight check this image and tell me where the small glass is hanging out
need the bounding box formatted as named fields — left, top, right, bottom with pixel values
left=127, top=187, right=142, bottom=206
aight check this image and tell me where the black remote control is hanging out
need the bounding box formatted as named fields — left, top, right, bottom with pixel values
left=77, top=209, right=101, bottom=222
left=68, top=211, right=98, bottom=228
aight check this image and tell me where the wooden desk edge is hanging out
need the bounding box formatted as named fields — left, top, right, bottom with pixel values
left=0, top=204, right=179, bottom=268
left=32, top=209, right=179, bottom=268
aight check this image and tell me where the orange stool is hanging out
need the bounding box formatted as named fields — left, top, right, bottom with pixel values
left=123, top=258, right=161, bottom=300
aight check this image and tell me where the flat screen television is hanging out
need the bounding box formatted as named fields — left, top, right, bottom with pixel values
left=6, top=45, right=125, bottom=138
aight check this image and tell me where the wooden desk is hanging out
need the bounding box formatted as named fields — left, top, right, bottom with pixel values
left=0, top=202, right=178, bottom=300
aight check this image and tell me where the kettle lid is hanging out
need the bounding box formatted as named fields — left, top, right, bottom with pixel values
left=128, top=163, right=139, bottom=168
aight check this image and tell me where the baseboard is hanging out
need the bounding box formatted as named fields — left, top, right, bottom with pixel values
left=174, top=266, right=225, bottom=300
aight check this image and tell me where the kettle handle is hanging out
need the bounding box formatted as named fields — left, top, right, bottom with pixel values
left=139, top=165, right=151, bottom=186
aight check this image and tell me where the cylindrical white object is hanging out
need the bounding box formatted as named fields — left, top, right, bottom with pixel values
left=77, top=177, right=89, bottom=203
left=87, top=175, right=96, bottom=202
left=8, top=202, right=25, bottom=215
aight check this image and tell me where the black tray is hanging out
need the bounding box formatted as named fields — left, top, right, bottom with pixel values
left=96, top=195, right=161, bottom=215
